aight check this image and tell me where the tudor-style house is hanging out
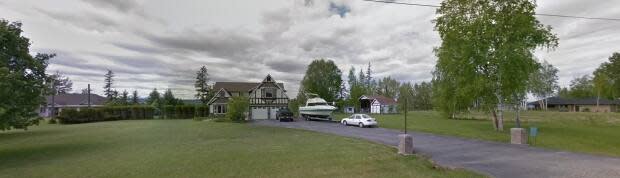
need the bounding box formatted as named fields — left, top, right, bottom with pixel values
left=207, top=75, right=289, bottom=120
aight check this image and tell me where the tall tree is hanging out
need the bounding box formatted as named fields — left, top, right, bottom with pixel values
left=146, top=88, right=160, bottom=105
left=593, top=52, right=620, bottom=100
left=412, top=82, right=434, bottom=110
left=194, top=66, right=212, bottom=104
left=103, top=70, right=114, bottom=100
left=347, top=66, right=357, bottom=89
left=1, top=20, right=53, bottom=130
left=163, top=89, right=178, bottom=106
left=397, top=82, right=415, bottom=112
left=120, top=90, right=129, bottom=105
left=365, top=62, right=372, bottom=87
left=376, top=76, right=400, bottom=98
left=298, top=59, right=343, bottom=103
left=131, top=90, right=139, bottom=104
left=529, top=60, right=559, bottom=110
left=48, top=71, right=73, bottom=94
left=433, top=0, right=558, bottom=131
left=566, top=75, right=595, bottom=98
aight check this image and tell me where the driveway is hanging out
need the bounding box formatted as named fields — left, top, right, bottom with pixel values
left=253, top=119, right=620, bottom=178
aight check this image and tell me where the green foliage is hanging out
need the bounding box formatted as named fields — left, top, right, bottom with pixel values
left=593, top=52, right=620, bottom=100
left=375, top=76, right=400, bottom=98
left=288, top=99, right=300, bottom=116
left=163, top=89, right=178, bottom=106
left=57, top=106, right=155, bottom=124
left=298, top=59, right=342, bottom=103
left=0, top=19, right=53, bottom=130
left=564, top=75, right=595, bottom=98
left=529, top=60, right=560, bottom=99
left=131, top=90, right=139, bottom=104
left=226, top=96, right=249, bottom=122
left=146, top=88, right=161, bottom=105
left=432, top=0, right=558, bottom=118
left=103, top=70, right=114, bottom=99
left=194, top=66, right=213, bottom=104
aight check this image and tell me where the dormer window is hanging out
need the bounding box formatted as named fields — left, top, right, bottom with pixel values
left=262, top=88, right=275, bottom=98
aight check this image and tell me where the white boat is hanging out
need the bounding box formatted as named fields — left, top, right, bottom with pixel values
left=299, top=95, right=337, bottom=120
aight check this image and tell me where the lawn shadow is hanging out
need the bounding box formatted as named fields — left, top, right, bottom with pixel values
left=0, top=129, right=64, bottom=142
left=0, top=142, right=102, bottom=171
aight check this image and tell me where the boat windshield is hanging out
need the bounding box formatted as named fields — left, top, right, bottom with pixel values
left=307, top=102, right=328, bottom=106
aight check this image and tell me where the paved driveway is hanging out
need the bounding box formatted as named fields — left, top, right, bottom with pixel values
left=253, top=119, right=620, bottom=178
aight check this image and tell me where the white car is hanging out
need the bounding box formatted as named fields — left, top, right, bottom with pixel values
left=341, top=114, right=378, bottom=128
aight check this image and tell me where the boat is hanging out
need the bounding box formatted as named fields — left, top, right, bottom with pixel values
left=299, top=94, right=337, bottom=120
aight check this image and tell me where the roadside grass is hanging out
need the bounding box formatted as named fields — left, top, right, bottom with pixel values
left=0, top=120, right=482, bottom=178
left=334, top=111, right=620, bottom=157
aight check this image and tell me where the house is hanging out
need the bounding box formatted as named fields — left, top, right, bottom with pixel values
left=207, top=75, right=289, bottom=120
left=39, top=93, right=107, bottom=117
left=359, top=95, right=398, bottom=114
left=528, top=97, right=619, bottom=112
left=343, top=106, right=355, bottom=114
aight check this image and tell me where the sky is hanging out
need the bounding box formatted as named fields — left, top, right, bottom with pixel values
left=1, top=0, right=619, bottom=99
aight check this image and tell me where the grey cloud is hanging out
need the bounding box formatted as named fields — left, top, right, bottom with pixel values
left=37, top=8, right=118, bottom=33
left=80, top=0, right=139, bottom=13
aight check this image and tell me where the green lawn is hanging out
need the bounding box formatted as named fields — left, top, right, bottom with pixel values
left=0, top=120, right=481, bottom=178
left=335, top=111, right=620, bottom=157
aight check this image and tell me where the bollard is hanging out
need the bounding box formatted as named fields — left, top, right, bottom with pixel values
left=398, top=134, right=414, bottom=155
left=510, top=128, right=528, bottom=145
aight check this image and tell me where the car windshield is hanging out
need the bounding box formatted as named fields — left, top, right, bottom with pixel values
left=361, top=115, right=371, bottom=119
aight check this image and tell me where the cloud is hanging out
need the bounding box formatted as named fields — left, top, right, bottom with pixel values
left=80, top=0, right=139, bottom=13
left=37, top=8, right=118, bottom=33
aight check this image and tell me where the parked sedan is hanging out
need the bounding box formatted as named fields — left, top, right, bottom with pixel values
left=276, top=108, right=294, bottom=122
left=341, top=114, right=377, bottom=128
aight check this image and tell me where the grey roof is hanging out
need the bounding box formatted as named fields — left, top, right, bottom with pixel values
left=529, top=97, right=619, bottom=106
left=213, top=82, right=285, bottom=92
left=45, top=93, right=107, bottom=106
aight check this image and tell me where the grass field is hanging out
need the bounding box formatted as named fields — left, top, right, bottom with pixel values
left=335, top=111, right=620, bottom=157
left=0, top=120, right=482, bottom=178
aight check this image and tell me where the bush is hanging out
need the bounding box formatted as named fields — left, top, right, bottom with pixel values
left=226, top=96, right=249, bottom=122
left=58, top=106, right=155, bottom=124
left=48, top=118, right=57, bottom=124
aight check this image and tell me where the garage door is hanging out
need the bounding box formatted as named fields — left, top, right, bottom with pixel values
left=251, top=107, right=269, bottom=120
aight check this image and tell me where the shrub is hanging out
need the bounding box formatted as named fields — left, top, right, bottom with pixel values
left=226, top=96, right=249, bottom=122
left=57, top=106, right=155, bottom=124
left=164, top=105, right=175, bottom=119
left=48, top=118, right=57, bottom=124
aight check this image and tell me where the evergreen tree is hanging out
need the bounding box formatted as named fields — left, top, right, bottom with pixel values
left=194, top=66, right=212, bottom=104
left=103, top=70, right=114, bottom=100
left=131, top=90, right=139, bottom=104
left=146, top=88, right=161, bottom=105
left=120, top=90, right=129, bottom=105
left=365, top=62, right=372, bottom=87
left=163, top=89, right=178, bottom=106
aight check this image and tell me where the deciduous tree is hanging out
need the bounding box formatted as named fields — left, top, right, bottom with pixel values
left=0, top=20, right=53, bottom=130
left=433, top=0, right=558, bottom=130
left=48, top=71, right=73, bottom=94
left=298, top=59, right=342, bottom=103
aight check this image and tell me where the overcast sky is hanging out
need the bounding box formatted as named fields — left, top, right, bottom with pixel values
left=1, top=0, right=619, bottom=99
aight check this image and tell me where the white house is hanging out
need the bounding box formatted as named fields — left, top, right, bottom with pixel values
left=207, top=75, right=289, bottom=120
left=359, top=95, right=398, bottom=114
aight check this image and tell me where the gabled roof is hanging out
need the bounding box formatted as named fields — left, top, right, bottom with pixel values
left=529, top=97, right=619, bottom=106
left=212, top=82, right=285, bottom=92
left=360, top=95, right=397, bottom=105
left=45, top=93, right=107, bottom=106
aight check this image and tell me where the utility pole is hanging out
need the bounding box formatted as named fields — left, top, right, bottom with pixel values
left=88, top=84, right=91, bottom=108
left=51, top=80, right=56, bottom=118
left=404, top=98, right=407, bottom=134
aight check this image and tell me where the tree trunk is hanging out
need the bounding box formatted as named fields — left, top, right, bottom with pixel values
left=497, top=102, right=504, bottom=131
left=492, top=110, right=499, bottom=131
left=515, top=104, right=521, bottom=128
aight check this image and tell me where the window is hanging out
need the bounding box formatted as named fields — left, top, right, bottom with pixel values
left=262, top=88, right=276, bottom=98
left=216, top=105, right=226, bottom=114
left=355, top=115, right=361, bottom=119
left=308, top=102, right=327, bottom=106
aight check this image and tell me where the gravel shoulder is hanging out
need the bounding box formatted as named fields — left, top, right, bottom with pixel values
left=253, top=119, right=620, bottom=178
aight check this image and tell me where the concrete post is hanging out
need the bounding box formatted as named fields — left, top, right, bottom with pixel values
left=398, top=134, right=414, bottom=155
left=511, top=128, right=528, bottom=145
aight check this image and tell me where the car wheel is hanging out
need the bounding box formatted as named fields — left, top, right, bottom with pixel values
left=343, top=121, right=347, bottom=126
left=359, top=122, right=364, bottom=128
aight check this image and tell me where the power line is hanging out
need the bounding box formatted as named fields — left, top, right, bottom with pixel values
left=362, top=0, right=620, bottom=22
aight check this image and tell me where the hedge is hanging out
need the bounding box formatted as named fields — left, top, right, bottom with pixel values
left=58, top=105, right=209, bottom=124
left=58, top=106, right=155, bottom=124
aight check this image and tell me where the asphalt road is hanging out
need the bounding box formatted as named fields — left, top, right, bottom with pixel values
left=253, top=119, right=620, bottom=178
